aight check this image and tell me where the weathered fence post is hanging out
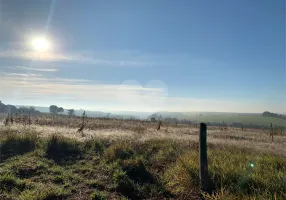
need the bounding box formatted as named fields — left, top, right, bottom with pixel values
left=270, top=123, right=273, bottom=142
left=29, top=112, right=31, bottom=129
left=200, top=123, right=211, bottom=196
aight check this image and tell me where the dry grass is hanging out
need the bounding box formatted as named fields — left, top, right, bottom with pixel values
left=0, top=116, right=285, bottom=200
left=1, top=115, right=285, bottom=157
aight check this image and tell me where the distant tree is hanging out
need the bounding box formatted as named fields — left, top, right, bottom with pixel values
left=49, top=105, right=58, bottom=114
left=17, top=106, right=40, bottom=115
left=0, top=101, right=40, bottom=115
left=0, top=101, right=7, bottom=113
left=68, top=109, right=75, bottom=116
left=57, top=107, right=64, bottom=114
left=7, top=105, right=18, bottom=114
left=262, top=111, right=286, bottom=120
left=29, top=106, right=36, bottom=112
left=18, top=107, right=29, bottom=113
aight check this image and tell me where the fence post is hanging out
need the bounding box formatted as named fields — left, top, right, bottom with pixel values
left=270, top=123, right=273, bottom=142
left=200, top=123, right=211, bottom=196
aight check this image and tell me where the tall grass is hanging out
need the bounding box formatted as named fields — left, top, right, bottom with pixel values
left=0, top=128, right=285, bottom=199
left=0, top=131, right=37, bottom=161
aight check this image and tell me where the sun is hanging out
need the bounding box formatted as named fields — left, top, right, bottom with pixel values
left=30, top=36, right=51, bottom=52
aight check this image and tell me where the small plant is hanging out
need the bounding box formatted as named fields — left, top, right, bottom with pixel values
left=90, top=190, right=107, bottom=200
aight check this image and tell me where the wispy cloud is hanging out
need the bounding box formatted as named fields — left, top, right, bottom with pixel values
left=0, top=49, right=211, bottom=69
left=3, top=72, right=43, bottom=77
left=0, top=50, right=166, bottom=67
left=9, top=66, right=58, bottom=72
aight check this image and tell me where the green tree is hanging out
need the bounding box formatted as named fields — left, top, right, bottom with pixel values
left=49, top=105, right=58, bottom=114
left=57, top=107, right=64, bottom=114
left=68, top=109, right=75, bottom=116
left=0, top=101, right=7, bottom=113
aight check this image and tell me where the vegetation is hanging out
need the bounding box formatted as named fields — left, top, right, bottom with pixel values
left=49, top=105, right=64, bottom=115
left=263, top=111, right=286, bottom=120
left=0, top=101, right=40, bottom=115
left=0, top=129, right=285, bottom=200
left=68, top=109, right=75, bottom=117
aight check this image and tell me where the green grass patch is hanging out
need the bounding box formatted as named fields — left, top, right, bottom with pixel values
left=0, top=132, right=37, bottom=161
left=45, top=135, right=83, bottom=163
left=0, top=130, right=285, bottom=199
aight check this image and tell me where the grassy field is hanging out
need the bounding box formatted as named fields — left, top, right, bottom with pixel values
left=182, top=113, right=286, bottom=127
left=0, top=116, right=285, bottom=200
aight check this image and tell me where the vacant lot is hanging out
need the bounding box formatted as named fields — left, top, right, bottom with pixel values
left=0, top=117, right=285, bottom=199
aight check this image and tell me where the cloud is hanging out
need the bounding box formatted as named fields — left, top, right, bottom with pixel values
left=0, top=50, right=166, bottom=67
left=3, top=72, right=43, bottom=77
left=0, top=72, right=285, bottom=113
left=9, top=66, right=58, bottom=72
left=0, top=49, right=211, bottom=69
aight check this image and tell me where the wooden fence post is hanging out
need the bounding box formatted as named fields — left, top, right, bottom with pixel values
left=270, top=123, right=273, bottom=142
left=29, top=112, right=31, bottom=129
left=199, top=123, right=211, bottom=196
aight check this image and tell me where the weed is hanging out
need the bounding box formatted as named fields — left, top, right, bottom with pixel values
left=90, top=190, right=107, bottom=200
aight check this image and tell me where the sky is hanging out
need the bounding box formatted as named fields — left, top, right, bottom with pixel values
left=0, top=0, right=285, bottom=113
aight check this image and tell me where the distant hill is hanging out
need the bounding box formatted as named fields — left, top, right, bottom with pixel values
left=148, top=111, right=286, bottom=128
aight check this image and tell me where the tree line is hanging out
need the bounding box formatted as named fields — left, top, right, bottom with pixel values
left=262, top=111, right=286, bottom=120
left=49, top=105, right=75, bottom=116
left=0, top=101, right=76, bottom=117
left=0, top=101, right=40, bottom=115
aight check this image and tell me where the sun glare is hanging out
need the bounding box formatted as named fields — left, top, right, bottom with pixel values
left=30, top=36, right=51, bottom=52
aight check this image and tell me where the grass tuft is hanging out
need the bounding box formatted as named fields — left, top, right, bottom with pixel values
left=104, top=143, right=134, bottom=162
left=45, top=135, right=83, bottom=163
left=90, top=190, right=108, bottom=200
left=0, top=132, right=37, bottom=161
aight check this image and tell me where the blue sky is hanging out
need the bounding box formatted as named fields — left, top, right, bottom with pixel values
left=0, top=0, right=285, bottom=113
